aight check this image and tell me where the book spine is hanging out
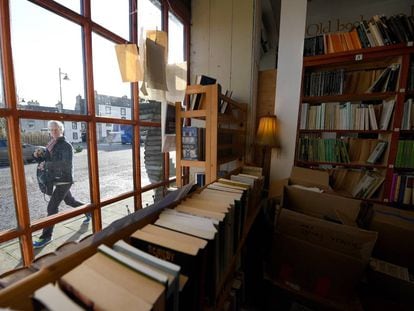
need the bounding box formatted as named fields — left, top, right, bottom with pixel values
left=389, top=173, right=397, bottom=202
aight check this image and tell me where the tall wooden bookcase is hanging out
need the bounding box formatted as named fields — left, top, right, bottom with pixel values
left=175, top=84, right=247, bottom=186
left=295, top=43, right=414, bottom=206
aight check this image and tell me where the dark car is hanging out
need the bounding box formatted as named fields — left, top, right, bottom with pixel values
left=0, top=139, right=45, bottom=166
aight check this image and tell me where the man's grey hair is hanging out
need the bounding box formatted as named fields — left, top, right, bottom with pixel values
left=48, top=120, right=64, bottom=133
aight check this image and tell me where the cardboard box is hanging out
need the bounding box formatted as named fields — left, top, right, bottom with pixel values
left=269, top=166, right=331, bottom=199
left=367, top=258, right=414, bottom=306
left=368, top=204, right=414, bottom=270
left=267, top=208, right=378, bottom=301
left=281, top=183, right=362, bottom=227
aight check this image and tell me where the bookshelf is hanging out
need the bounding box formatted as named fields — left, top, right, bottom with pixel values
left=295, top=43, right=414, bottom=206
left=175, top=84, right=247, bottom=186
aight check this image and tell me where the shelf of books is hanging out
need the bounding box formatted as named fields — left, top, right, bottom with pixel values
left=0, top=167, right=264, bottom=311
left=296, top=13, right=414, bottom=209
left=175, top=83, right=247, bottom=187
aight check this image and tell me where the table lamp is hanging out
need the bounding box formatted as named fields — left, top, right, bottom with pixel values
left=256, top=115, right=280, bottom=189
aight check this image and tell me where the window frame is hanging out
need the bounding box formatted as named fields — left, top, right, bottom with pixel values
left=0, top=0, right=190, bottom=265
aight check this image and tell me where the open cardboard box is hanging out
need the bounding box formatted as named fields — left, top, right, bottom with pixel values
left=281, top=181, right=362, bottom=227
left=368, top=204, right=414, bottom=271
left=267, top=208, right=378, bottom=301
left=269, top=166, right=331, bottom=199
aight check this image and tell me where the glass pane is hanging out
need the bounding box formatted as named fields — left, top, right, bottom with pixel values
left=92, top=33, right=131, bottom=118
left=0, top=120, right=17, bottom=232
left=97, top=122, right=134, bottom=200
left=0, top=238, right=23, bottom=275
left=102, top=197, right=134, bottom=229
left=54, top=0, right=81, bottom=14
left=22, top=119, right=90, bottom=226
left=91, top=0, right=129, bottom=39
left=138, top=0, right=162, bottom=47
left=10, top=1, right=85, bottom=113
left=32, top=217, right=92, bottom=258
left=168, top=11, right=184, bottom=64
left=142, top=185, right=166, bottom=208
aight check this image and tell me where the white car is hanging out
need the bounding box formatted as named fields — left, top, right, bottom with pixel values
left=0, top=139, right=45, bottom=166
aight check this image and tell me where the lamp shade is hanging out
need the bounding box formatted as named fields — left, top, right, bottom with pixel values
left=256, top=115, right=280, bottom=147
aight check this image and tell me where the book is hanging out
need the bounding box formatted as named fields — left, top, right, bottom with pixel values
left=155, top=209, right=217, bottom=240
left=242, top=165, right=263, bottom=178
left=154, top=208, right=219, bottom=304
left=173, top=202, right=226, bottom=302
left=403, top=176, right=413, bottom=205
left=351, top=171, right=385, bottom=199
left=59, top=251, right=166, bottom=311
left=190, top=75, right=217, bottom=110
left=182, top=126, right=199, bottom=160
left=195, top=172, right=206, bottom=187
left=366, top=66, right=391, bottom=93
left=368, top=104, right=378, bottom=130
left=112, top=240, right=181, bottom=311
left=366, top=140, right=388, bottom=164
left=33, top=283, right=84, bottom=311
left=220, top=90, right=233, bottom=114
left=379, top=99, right=395, bottom=130
left=130, top=224, right=208, bottom=310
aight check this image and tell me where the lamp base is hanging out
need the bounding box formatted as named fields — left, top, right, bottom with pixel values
left=262, top=146, right=272, bottom=192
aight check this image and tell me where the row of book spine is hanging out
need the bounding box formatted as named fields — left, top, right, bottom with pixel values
left=298, top=136, right=388, bottom=165
left=401, top=99, right=414, bottom=130
left=303, top=64, right=400, bottom=97
left=303, top=69, right=344, bottom=96
left=300, top=100, right=395, bottom=131
left=395, top=140, right=414, bottom=168
left=389, top=174, right=414, bottom=207
left=182, top=126, right=205, bottom=161
left=298, top=136, right=350, bottom=163
left=304, top=14, right=414, bottom=56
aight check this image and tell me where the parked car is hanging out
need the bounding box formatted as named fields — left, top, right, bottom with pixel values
left=0, top=139, right=46, bottom=166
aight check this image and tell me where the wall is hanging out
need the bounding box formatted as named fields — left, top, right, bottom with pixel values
left=191, top=0, right=259, bottom=162
left=270, top=0, right=413, bottom=181
left=270, top=0, right=307, bottom=180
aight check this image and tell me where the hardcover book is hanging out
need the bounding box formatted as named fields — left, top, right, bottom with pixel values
left=190, top=75, right=217, bottom=110
left=59, top=251, right=166, bottom=311
left=130, top=224, right=208, bottom=310
left=182, top=126, right=199, bottom=160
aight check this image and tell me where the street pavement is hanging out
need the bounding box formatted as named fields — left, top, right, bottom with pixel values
left=0, top=144, right=152, bottom=232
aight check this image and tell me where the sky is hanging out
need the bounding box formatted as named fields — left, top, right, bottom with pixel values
left=9, top=0, right=183, bottom=111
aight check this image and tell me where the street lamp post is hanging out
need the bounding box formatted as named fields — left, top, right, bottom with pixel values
left=58, top=67, right=69, bottom=104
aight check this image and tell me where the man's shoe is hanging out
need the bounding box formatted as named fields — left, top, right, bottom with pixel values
left=33, top=237, right=52, bottom=249
left=83, top=213, right=91, bottom=224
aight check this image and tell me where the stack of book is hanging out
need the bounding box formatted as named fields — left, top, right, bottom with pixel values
left=33, top=167, right=262, bottom=311
left=128, top=176, right=258, bottom=309
left=57, top=242, right=181, bottom=311
left=303, top=13, right=414, bottom=56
